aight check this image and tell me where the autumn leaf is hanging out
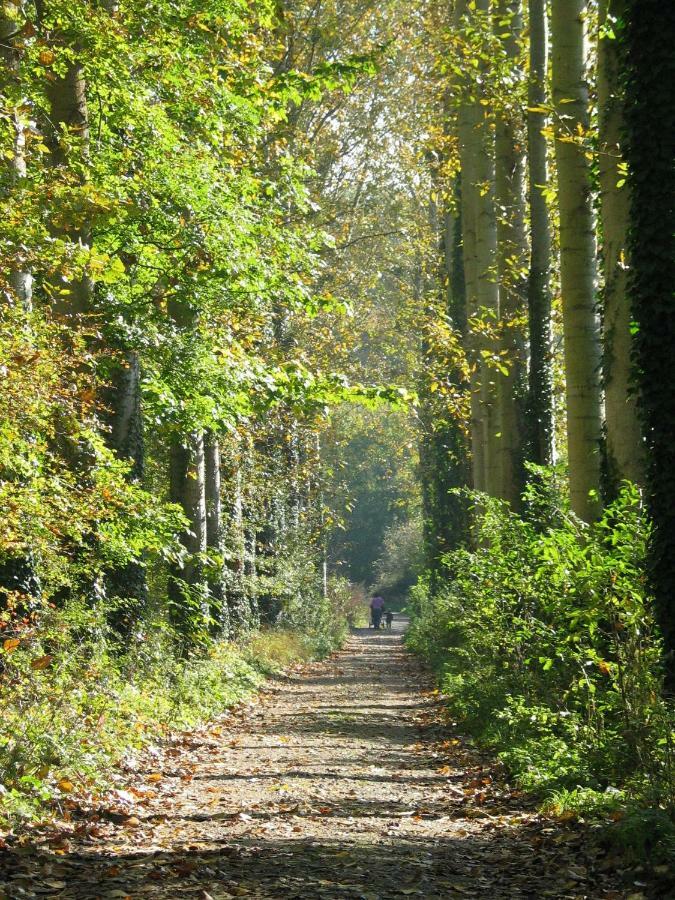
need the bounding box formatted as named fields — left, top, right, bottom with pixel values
left=31, top=654, right=53, bottom=670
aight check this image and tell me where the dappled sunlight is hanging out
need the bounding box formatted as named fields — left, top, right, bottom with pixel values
left=0, top=631, right=625, bottom=898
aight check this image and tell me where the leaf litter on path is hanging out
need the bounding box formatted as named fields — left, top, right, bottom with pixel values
left=0, top=624, right=666, bottom=898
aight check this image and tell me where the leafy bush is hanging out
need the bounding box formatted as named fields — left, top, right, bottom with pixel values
left=407, top=482, right=675, bottom=813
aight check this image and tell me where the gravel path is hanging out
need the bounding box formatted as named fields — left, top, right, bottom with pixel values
left=0, top=622, right=635, bottom=898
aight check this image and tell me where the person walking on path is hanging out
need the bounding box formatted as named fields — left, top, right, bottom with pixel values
left=370, top=594, right=385, bottom=629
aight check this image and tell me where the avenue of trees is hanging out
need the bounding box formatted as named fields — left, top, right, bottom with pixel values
left=1, top=0, right=674, bottom=835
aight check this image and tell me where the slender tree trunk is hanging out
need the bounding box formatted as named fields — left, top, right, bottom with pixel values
left=241, top=435, right=260, bottom=629
left=494, top=0, right=528, bottom=507
left=462, top=0, right=500, bottom=497
left=598, top=0, right=644, bottom=491
left=454, top=0, right=488, bottom=494
left=421, top=178, right=470, bottom=573
left=474, top=1, right=500, bottom=498
left=223, top=444, right=250, bottom=635
left=42, top=28, right=92, bottom=315
left=623, top=0, right=675, bottom=686
left=168, top=432, right=209, bottom=635
left=0, top=4, right=40, bottom=610
left=526, top=0, right=554, bottom=467
left=103, top=352, right=148, bottom=632
left=204, top=431, right=229, bottom=635
left=1, top=6, right=32, bottom=309
left=551, top=0, right=603, bottom=522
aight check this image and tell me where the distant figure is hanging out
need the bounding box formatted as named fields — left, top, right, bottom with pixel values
left=370, top=594, right=385, bottom=629
left=385, top=609, right=394, bottom=630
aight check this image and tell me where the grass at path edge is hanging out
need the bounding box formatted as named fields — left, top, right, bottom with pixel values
left=0, top=627, right=342, bottom=831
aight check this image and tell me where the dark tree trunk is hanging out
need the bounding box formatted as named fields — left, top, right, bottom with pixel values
left=624, top=0, right=675, bottom=687
left=168, top=432, right=209, bottom=638
left=103, top=352, right=147, bottom=634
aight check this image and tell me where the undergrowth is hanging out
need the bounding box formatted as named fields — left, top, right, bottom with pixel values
left=407, top=477, right=675, bottom=862
left=0, top=612, right=341, bottom=830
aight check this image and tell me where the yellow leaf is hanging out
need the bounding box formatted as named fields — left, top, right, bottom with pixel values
left=38, top=50, right=56, bottom=66
left=3, top=638, right=20, bottom=652
left=147, top=773, right=163, bottom=783
left=57, top=779, right=74, bottom=793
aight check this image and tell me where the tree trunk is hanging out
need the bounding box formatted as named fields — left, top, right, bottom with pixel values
left=462, top=0, right=500, bottom=497
left=0, top=6, right=32, bottom=310
left=104, top=352, right=147, bottom=632
left=223, top=446, right=250, bottom=635
left=421, top=177, right=470, bottom=575
left=168, top=432, right=209, bottom=635
left=598, top=0, right=644, bottom=491
left=454, top=0, right=489, bottom=494
left=204, top=431, right=229, bottom=635
left=551, top=0, right=603, bottom=522
left=0, top=4, right=39, bottom=610
left=526, top=0, right=554, bottom=467
left=623, top=0, right=675, bottom=686
left=494, top=0, right=528, bottom=507
left=43, top=36, right=92, bottom=316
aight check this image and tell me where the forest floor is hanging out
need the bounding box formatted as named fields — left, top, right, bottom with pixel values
left=0, top=622, right=655, bottom=898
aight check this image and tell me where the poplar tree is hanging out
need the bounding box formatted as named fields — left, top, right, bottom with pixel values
left=494, top=0, right=528, bottom=507
left=550, top=0, right=603, bottom=522
left=1, top=3, right=32, bottom=310
left=597, top=0, right=644, bottom=490
left=453, top=0, right=499, bottom=496
left=526, top=0, right=553, bottom=467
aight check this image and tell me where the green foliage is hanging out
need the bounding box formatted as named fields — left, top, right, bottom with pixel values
left=407, top=482, right=674, bottom=811
left=324, top=405, right=421, bottom=585
left=372, top=515, right=424, bottom=600
left=0, top=308, right=185, bottom=610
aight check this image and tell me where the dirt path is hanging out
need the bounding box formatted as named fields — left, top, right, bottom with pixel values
left=1, top=623, right=637, bottom=898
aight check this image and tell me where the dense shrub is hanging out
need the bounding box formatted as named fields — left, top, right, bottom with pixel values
left=407, top=482, right=675, bottom=812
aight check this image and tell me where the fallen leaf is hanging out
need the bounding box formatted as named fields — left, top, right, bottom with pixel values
left=31, top=654, right=53, bottom=670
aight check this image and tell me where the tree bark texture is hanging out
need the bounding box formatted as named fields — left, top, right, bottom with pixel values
left=551, top=0, right=603, bottom=522
left=494, top=0, right=528, bottom=508
left=204, top=431, right=229, bottom=635
left=454, top=0, right=489, bottom=494
left=224, top=451, right=250, bottom=635
left=168, top=432, right=209, bottom=633
left=526, top=0, right=554, bottom=467
left=103, top=352, right=148, bottom=631
left=42, top=51, right=92, bottom=316
left=0, top=6, right=32, bottom=309
left=473, top=10, right=500, bottom=500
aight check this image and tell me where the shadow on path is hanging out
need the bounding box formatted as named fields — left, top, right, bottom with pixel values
left=0, top=622, right=635, bottom=898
